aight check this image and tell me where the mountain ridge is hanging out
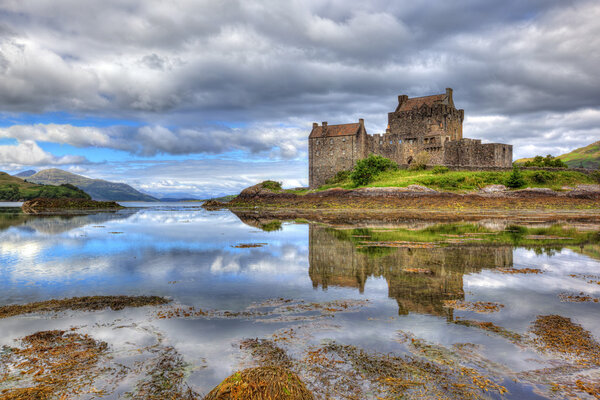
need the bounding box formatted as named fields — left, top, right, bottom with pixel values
left=23, top=169, right=159, bottom=202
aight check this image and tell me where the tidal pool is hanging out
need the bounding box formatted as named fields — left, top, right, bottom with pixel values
left=0, top=204, right=599, bottom=399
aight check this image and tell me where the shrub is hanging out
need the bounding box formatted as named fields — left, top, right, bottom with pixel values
left=431, top=166, right=449, bottom=174
left=261, top=180, right=282, bottom=191
left=591, top=169, right=600, bottom=183
left=350, top=154, right=398, bottom=186
left=505, top=167, right=526, bottom=189
left=326, top=170, right=351, bottom=185
left=521, top=154, right=567, bottom=168
left=531, top=170, right=553, bottom=184
left=409, top=151, right=430, bottom=171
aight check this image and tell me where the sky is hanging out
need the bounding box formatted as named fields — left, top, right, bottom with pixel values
left=0, top=0, right=599, bottom=198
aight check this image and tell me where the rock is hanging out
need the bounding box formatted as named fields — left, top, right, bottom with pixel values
left=508, top=188, right=558, bottom=198
left=479, top=184, right=507, bottom=193
left=204, top=366, right=314, bottom=400
left=405, top=184, right=437, bottom=193
left=574, top=184, right=600, bottom=192
left=22, top=198, right=123, bottom=214
left=202, top=199, right=227, bottom=210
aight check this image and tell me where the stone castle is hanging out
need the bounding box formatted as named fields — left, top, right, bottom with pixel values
left=308, top=88, right=513, bottom=188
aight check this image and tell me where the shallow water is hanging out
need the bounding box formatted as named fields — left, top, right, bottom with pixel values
left=0, top=204, right=599, bottom=399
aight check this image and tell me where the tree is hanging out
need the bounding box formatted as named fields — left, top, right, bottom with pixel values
left=350, top=154, right=398, bottom=186
left=409, top=151, right=430, bottom=171
left=506, top=166, right=526, bottom=189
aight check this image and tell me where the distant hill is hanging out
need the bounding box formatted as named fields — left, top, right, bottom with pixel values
left=0, top=172, right=90, bottom=201
left=14, top=169, right=37, bottom=177
left=516, top=141, right=600, bottom=169
left=558, top=141, right=600, bottom=169
left=24, top=169, right=159, bottom=202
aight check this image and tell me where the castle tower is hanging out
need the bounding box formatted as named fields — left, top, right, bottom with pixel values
left=388, top=88, right=464, bottom=146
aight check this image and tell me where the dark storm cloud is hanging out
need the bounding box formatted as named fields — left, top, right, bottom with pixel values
left=0, top=0, right=598, bottom=160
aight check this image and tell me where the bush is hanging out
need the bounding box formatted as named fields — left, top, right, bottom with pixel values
left=261, top=180, right=282, bottom=191
left=522, top=154, right=567, bottom=168
left=591, top=169, right=600, bottom=183
left=506, top=167, right=526, bottom=189
left=531, top=170, right=554, bottom=184
left=409, top=151, right=430, bottom=171
left=326, top=170, right=351, bottom=185
left=350, top=154, right=398, bottom=186
left=431, top=166, right=449, bottom=174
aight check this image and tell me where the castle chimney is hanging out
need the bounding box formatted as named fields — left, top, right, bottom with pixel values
left=398, top=95, right=408, bottom=105
left=359, top=118, right=364, bottom=127
left=322, top=121, right=327, bottom=130
left=312, top=122, right=318, bottom=129
left=446, top=88, right=454, bottom=107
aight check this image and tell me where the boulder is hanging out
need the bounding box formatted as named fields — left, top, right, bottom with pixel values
left=479, top=184, right=507, bottom=193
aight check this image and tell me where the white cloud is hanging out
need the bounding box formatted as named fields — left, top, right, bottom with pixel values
left=0, top=140, right=87, bottom=167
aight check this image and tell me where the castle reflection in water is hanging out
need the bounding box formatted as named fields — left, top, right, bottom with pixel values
left=308, top=225, right=512, bottom=319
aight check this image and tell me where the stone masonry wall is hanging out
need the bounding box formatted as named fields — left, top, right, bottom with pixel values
left=309, top=135, right=358, bottom=187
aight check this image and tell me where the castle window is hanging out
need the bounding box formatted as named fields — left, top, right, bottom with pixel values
left=342, top=138, right=346, bottom=142
left=398, top=140, right=402, bottom=144
left=379, top=140, right=383, bottom=145
left=316, top=151, right=319, bottom=156
left=342, top=150, right=346, bottom=155
left=390, top=140, right=393, bottom=144
left=316, top=140, right=320, bottom=145
left=330, top=151, right=333, bottom=155
left=330, top=139, right=333, bottom=144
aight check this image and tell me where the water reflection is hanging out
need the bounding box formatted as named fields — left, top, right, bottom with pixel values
left=308, top=225, right=513, bottom=318
left=0, top=207, right=599, bottom=399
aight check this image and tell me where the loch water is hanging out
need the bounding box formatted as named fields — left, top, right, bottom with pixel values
left=1, top=203, right=600, bottom=399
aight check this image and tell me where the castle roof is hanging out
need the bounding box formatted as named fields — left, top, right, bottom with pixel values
left=309, top=122, right=362, bottom=138
left=394, top=88, right=455, bottom=112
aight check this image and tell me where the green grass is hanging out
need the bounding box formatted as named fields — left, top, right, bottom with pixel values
left=305, top=168, right=596, bottom=192
left=0, top=172, right=91, bottom=201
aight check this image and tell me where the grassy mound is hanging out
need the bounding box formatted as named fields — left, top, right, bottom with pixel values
left=204, top=366, right=314, bottom=400
left=315, top=168, right=595, bottom=192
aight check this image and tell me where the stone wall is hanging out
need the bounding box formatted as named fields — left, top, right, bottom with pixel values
left=309, top=135, right=359, bottom=188
left=443, top=139, right=513, bottom=168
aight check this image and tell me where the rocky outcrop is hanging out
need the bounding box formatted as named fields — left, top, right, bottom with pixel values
left=22, top=198, right=124, bottom=214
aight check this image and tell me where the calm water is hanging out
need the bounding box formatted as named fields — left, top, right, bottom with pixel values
left=1, top=203, right=599, bottom=399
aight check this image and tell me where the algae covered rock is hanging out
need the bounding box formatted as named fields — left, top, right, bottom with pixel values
left=202, top=199, right=228, bottom=210
left=204, top=366, right=314, bottom=400
left=22, top=197, right=124, bottom=214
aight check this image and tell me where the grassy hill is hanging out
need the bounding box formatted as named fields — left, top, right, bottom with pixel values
left=24, top=169, right=158, bottom=202
left=0, top=172, right=91, bottom=201
left=310, top=168, right=597, bottom=192
left=516, top=141, right=600, bottom=169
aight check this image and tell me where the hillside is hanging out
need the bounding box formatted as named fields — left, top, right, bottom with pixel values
left=558, top=141, right=600, bottom=169
left=516, top=141, right=600, bottom=169
left=24, top=169, right=158, bottom=202
left=0, top=172, right=90, bottom=201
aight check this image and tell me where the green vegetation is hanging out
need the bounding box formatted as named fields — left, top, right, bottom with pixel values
left=325, top=170, right=352, bottom=185
left=431, top=166, right=449, bottom=174
left=350, top=154, right=398, bottom=186
left=517, top=154, right=568, bottom=168
left=0, top=172, right=91, bottom=201
left=516, top=141, right=600, bottom=169
left=505, top=167, right=526, bottom=189
left=314, top=167, right=595, bottom=192
left=261, top=180, right=283, bottom=191
left=408, top=150, right=430, bottom=171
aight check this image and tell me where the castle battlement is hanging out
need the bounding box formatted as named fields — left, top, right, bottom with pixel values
left=308, top=89, right=512, bottom=188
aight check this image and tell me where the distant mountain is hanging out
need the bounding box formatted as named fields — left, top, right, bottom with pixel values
left=516, top=141, right=600, bottom=169
left=0, top=171, right=90, bottom=201
left=25, top=169, right=159, bottom=202
left=14, top=169, right=37, bottom=177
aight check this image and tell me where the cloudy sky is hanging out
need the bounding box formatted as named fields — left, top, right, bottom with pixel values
left=0, top=0, right=599, bottom=197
